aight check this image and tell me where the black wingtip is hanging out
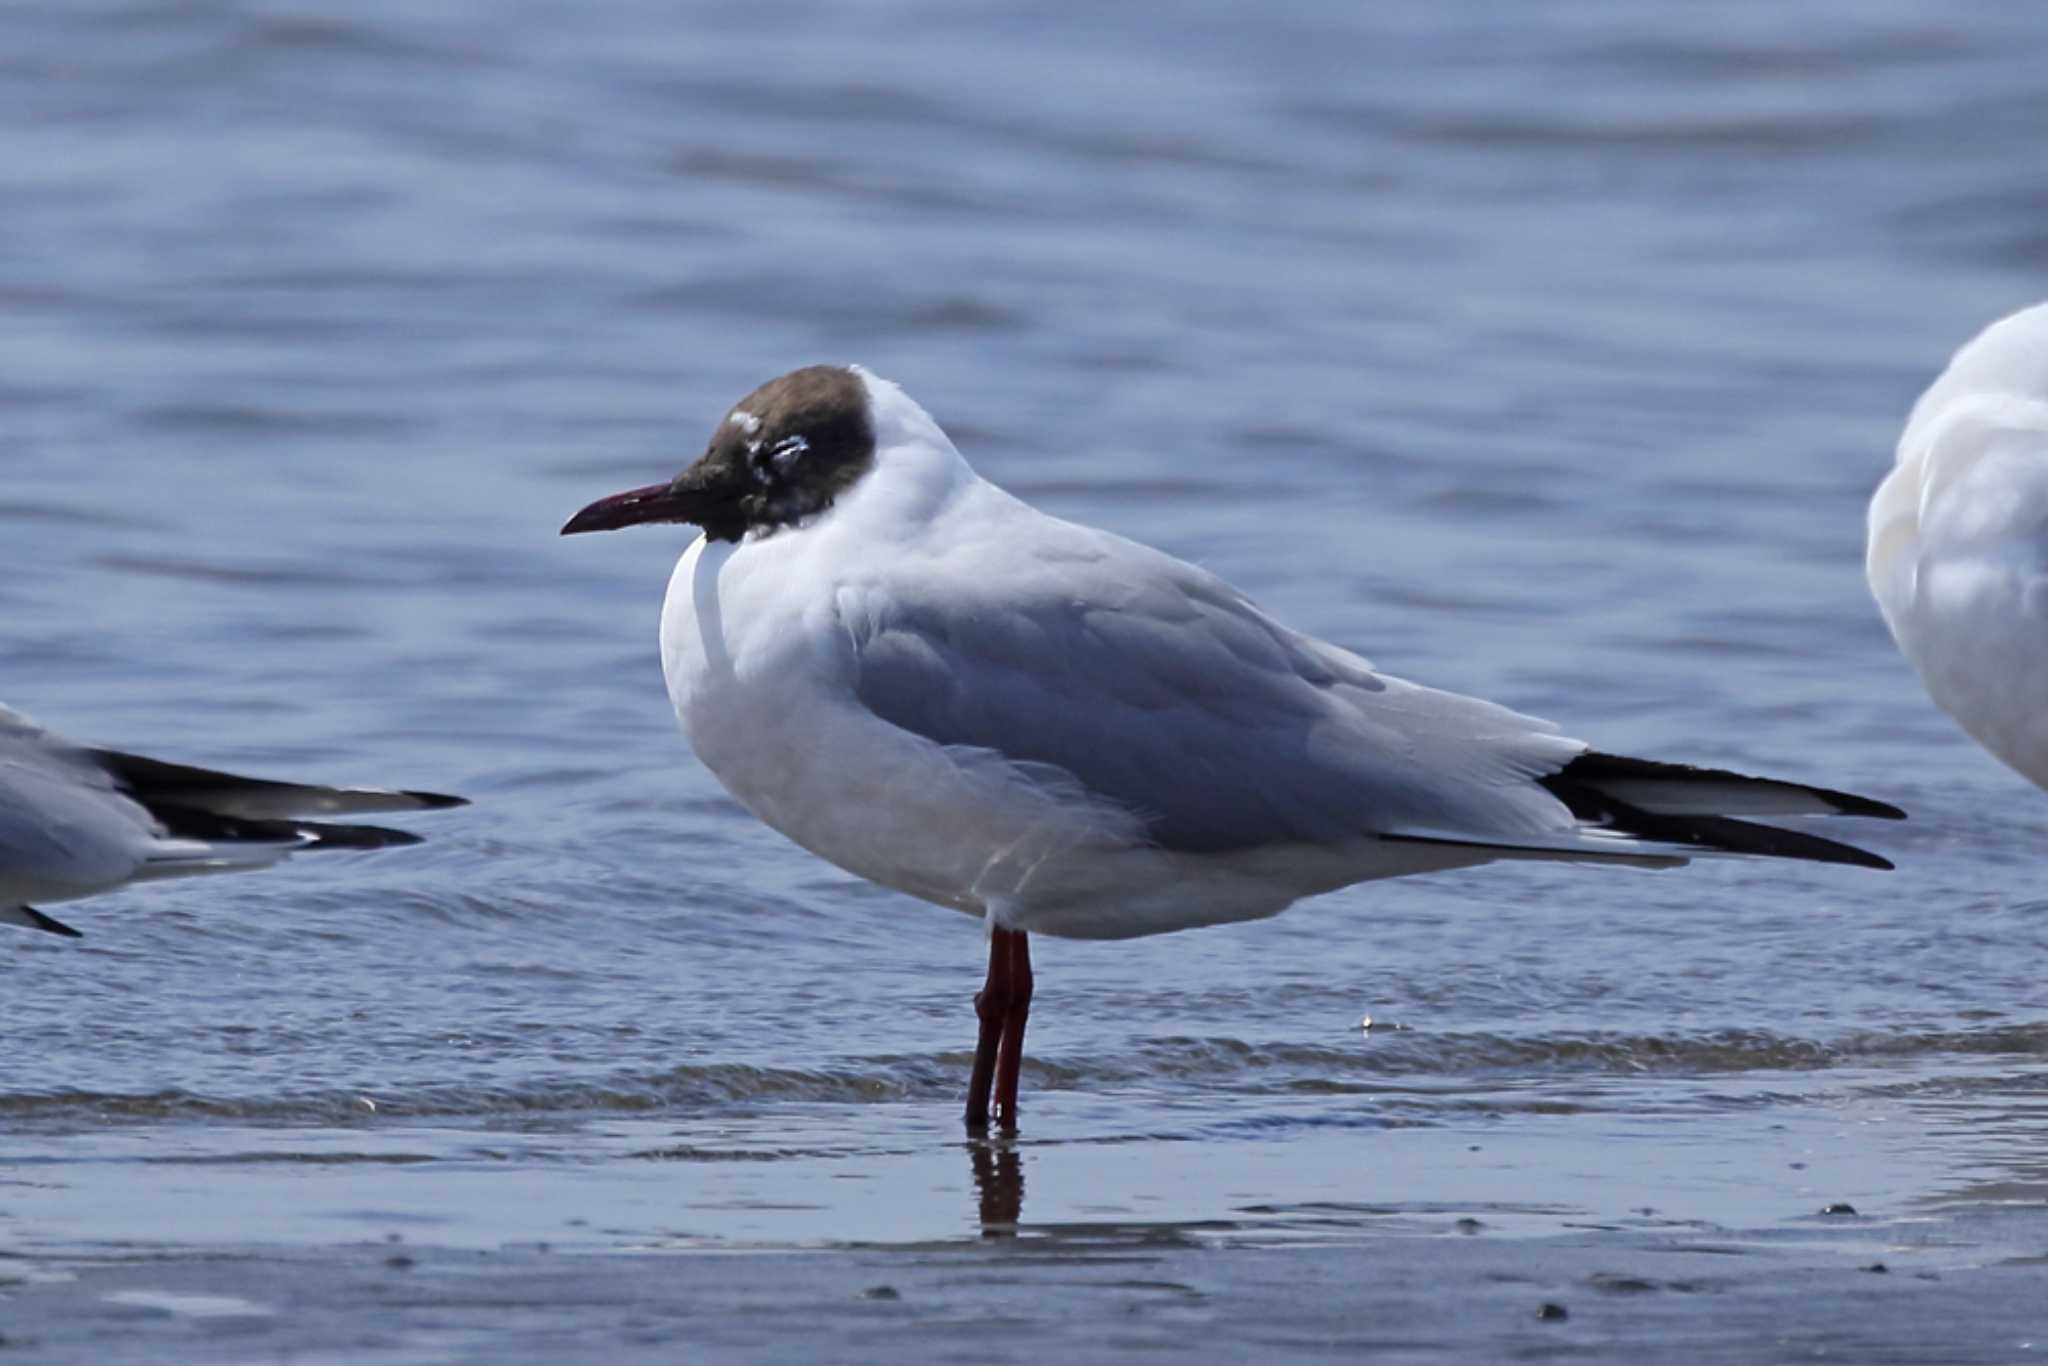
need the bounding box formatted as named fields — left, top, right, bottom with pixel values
left=1631, top=812, right=1893, bottom=871
left=21, top=906, right=84, bottom=938
left=1553, top=752, right=1906, bottom=822
left=1821, top=791, right=1907, bottom=822
left=146, top=802, right=437, bottom=851
left=402, top=790, right=469, bottom=810
left=1743, top=828, right=1894, bottom=871
left=298, top=821, right=428, bottom=850
left=1538, top=754, right=1899, bottom=871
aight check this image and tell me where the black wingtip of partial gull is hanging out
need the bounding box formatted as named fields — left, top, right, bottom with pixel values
left=298, top=821, right=429, bottom=850
left=401, top=789, right=469, bottom=810
left=21, top=906, right=84, bottom=938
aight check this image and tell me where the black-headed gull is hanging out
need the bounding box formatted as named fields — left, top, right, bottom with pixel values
left=566, top=365, right=1902, bottom=1129
left=1869, top=301, right=2048, bottom=789
left=1, top=705, right=464, bottom=937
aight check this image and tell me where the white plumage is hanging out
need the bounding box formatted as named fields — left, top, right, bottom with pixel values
left=635, top=369, right=1894, bottom=941
left=1868, top=301, right=2048, bottom=788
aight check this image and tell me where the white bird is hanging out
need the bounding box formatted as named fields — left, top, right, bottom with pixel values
left=0, top=704, right=465, bottom=938
left=1869, top=301, right=2048, bottom=789
left=566, top=365, right=1902, bottom=1129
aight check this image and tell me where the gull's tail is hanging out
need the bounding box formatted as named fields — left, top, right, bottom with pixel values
left=1383, top=751, right=1903, bottom=871
left=3, top=751, right=468, bottom=939
left=107, top=751, right=467, bottom=887
left=90, top=749, right=467, bottom=821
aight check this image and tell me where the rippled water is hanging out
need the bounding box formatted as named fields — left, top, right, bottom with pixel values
left=5, top=0, right=2048, bottom=1271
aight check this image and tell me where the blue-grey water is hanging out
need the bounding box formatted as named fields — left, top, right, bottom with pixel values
left=5, top=2, right=2048, bottom=1358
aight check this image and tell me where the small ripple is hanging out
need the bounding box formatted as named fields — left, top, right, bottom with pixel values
left=14, top=1020, right=2040, bottom=1131
left=233, top=11, right=488, bottom=67
left=661, top=146, right=1003, bottom=215
left=1380, top=109, right=1895, bottom=154
left=1586, top=28, right=1975, bottom=77
left=1005, top=476, right=1290, bottom=505
left=128, top=402, right=414, bottom=437
left=1414, top=485, right=1561, bottom=518
left=90, top=553, right=376, bottom=589
left=1114, top=1021, right=2048, bottom=1086
left=140, top=1150, right=439, bottom=1166
left=0, top=499, right=161, bottom=531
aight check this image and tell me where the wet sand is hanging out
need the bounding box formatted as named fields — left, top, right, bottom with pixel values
left=6, top=1208, right=2045, bottom=1364
left=5, top=1096, right=2046, bottom=1363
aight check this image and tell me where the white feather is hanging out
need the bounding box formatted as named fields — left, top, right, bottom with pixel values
left=1867, top=301, right=2048, bottom=788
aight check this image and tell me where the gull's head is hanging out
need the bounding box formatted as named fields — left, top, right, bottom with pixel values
left=561, top=365, right=964, bottom=542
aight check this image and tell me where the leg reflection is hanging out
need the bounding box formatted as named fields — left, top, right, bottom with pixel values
left=969, top=1139, right=1024, bottom=1237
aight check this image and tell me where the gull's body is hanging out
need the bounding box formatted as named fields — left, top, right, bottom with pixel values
left=0, top=704, right=463, bottom=937
left=1868, top=301, right=2048, bottom=788
left=568, top=365, right=1900, bottom=1127
left=665, top=408, right=1627, bottom=942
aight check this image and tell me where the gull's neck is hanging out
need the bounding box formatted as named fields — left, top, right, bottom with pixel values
left=823, top=367, right=985, bottom=537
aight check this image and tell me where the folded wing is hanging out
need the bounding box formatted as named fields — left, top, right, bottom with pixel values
left=837, top=524, right=1898, bottom=869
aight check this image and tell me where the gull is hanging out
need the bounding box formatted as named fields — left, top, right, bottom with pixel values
left=1868, top=300, right=2048, bottom=789
left=565, top=365, right=1903, bottom=1130
left=1, top=704, right=465, bottom=937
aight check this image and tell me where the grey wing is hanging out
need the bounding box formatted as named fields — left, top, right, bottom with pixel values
left=837, top=534, right=1585, bottom=854
left=0, top=710, right=154, bottom=896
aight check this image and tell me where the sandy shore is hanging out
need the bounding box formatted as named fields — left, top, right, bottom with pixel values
left=5, top=1207, right=2045, bottom=1364
left=5, top=1096, right=2047, bottom=1362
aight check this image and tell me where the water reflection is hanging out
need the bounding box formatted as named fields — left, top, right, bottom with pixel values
left=969, top=1139, right=1024, bottom=1236
left=1904, top=1086, right=2048, bottom=1209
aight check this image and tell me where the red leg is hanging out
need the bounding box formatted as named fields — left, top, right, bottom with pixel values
left=964, top=932, right=1008, bottom=1129
left=964, top=928, right=1033, bottom=1130
left=991, top=931, right=1032, bottom=1130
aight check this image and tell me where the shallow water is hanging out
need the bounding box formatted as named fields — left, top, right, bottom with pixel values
left=5, top=1, right=2048, bottom=1356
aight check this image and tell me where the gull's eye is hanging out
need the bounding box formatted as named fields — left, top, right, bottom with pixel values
left=766, top=433, right=809, bottom=471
